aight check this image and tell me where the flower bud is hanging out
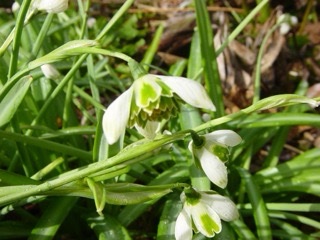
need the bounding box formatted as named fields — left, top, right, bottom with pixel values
left=34, top=0, right=68, bottom=13
left=11, top=1, right=20, bottom=13
left=41, top=64, right=60, bottom=80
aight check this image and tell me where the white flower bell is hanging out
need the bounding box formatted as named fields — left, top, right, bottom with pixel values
left=189, top=130, right=242, bottom=188
left=175, top=188, right=239, bottom=240
left=41, top=64, right=60, bottom=80
left=103, top=71, right=215, bottom=145
left=277, top=14, right=298, bottom=35
left=33, top=0, right=68, bottom=13
left=12, top=1, right=20, bottom=12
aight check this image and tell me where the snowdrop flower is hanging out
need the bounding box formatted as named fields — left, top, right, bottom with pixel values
left=277, top=14, right=298, bottom=35
left=41, top=64, right=60, bottom=80
left=175, top=188, right=239, bottom=240
left=12, top=1, right=20, bottom=13
left=103, top=73, right=215, bottom=145
left=33, top=0, right=68, bottom=13
left=87, top=17, right=96, bottom=29
left=189, top=130, right=242, bottom=188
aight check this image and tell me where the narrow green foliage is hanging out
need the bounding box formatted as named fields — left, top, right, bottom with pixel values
left=0, top=76, right=33, bottom=127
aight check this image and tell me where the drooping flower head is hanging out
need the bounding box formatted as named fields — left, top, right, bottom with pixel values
left=189, top=130, right=242, bottom=188
left=41, top=64, right=60, bottom=80
left=175, top=188, right=239, bottom=240
left=103, top=60, right=215, bottom=145
left=277, top=13, right=298, bottom=35
left=33, top=0, right=68, bottom=13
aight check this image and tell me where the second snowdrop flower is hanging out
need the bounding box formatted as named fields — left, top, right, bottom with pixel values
left=175, top=188, right=239, bottom=240
left=189, top=130, right=242, bottom=188
left=33, top=0, right=68, bottom=13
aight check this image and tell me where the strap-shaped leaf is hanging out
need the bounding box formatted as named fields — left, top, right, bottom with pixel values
left=103, top=183, right=176, bottom=205
left=87, top=178, right=106, bottom=215
left=0, top=76, right=33, bottom=127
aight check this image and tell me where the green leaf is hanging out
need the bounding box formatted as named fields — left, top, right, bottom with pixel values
left=87, top=214, right=131, bottom=240
left=87, top=178, right=107, bottom=215
left=28, top=40, right=98, bottom=69
left=104, top=183, right=174, bottom=205
left=29, top=197, right=77, bottom=240
left=157, top=197, right=182, bottom=240
left=0, top=75, right=33, bottom=127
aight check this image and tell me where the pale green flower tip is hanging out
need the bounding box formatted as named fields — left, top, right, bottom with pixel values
left=34, top=0, right=68, bottom=13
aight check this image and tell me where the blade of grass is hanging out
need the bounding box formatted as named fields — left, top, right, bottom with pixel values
left=194, top=0, right=224, bottom=117
left=8, top=0, right=32, bottom=78
left=216, top=0, right=269, bottom=56
left=141, top=23, right=164, bottom=72
left=29, top=197, right=78, bottom=240
left=237, top=168, right=272, bottom=240
left=0, top=130, right=92, bottom=161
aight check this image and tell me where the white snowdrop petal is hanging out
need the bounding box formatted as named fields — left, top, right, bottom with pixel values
left=156, top=75, right=216, bottom=111
left=190, top=202, right=221, bottom=237
left=102, top=88, right=132, bottom=145
left=196, top=147, right=228, bottom=188
left=205, top=130, right=242, bottom=147
left=35, top=0, right=68, bottom=13
left=201, top=193, right=239, bottom=221
left=175, top=208, right=193, bottom=240
left=41, top=64, right=60, bottom=80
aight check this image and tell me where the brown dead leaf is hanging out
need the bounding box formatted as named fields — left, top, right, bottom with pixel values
left=229, top=40, right=255, bottom=66
left=302, top=23, right=320, bottom=44
left=157, top=52, right=184, bottom=65
left=261, top=31, right=286, bottom=73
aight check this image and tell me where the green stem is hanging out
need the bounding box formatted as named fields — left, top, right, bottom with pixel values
left=95, top=0, right=135, bottom=41
left=8, top=0, right=33, bottom=78
left=30, top=13, right=54, bottom=60
left=0, top=94, right=317, bottom=206
left=253, top=23, right=279, bottom=103
left=0, top=133, right=186, bottom=206
left=194, top=94, right=319, bottom=132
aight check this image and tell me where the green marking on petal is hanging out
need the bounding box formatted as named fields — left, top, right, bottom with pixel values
left=200, top=213, right=220, bottom=235
left=135, top=80, right=161, bottom=108
left=212, top=145, right=229, bottom=162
